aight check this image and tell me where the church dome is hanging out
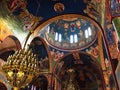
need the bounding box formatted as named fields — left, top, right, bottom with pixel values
left=43, top=17, right=97, bottom=51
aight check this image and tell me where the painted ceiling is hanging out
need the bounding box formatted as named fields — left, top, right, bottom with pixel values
left=0, top=0, right=100, bottom=44
left=43, top=18, right=97, bottom=50
left=0, top=0, right=120, bottom=49
left=0, top=0, right=120, bottom=89
left=26, top=0, right=87, bottom=17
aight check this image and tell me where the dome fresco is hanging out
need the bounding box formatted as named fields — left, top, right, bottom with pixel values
left=43, top=18, right=97, bottom=51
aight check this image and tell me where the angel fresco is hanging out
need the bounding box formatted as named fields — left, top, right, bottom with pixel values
left=7, top=0, right=42, bottom=32
left=76, top=20, right=81, bottom=29
left=105, top=58, right=112, bottom=76
left=50, top=49, right=64, bottom=61
left=19, top=10, right=41, bottom=32
left=110, top=0, right=120, bottom=17
left=78, top=30, right=84, bottom=39
left=84, top=3, right=100, bottom=21
left=105, top=19, right=115, bottom=45
left=7, top=0, right=26, bottom=12
left=64, top=23, right=69, bottom=30
left=83, top=0, right=101, bottom=22
left=87, top=45, right=99, bottom=59
left=39, top=57, right=49, bottom=69
left=29, top=37, right=50, bottom=70
left=70, top=23, right=76, bottom=32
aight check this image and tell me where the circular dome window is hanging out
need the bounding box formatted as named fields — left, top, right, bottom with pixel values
left=40, top=16, right=97, bottom=51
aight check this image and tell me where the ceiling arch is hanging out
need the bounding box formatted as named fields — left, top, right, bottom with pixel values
left=29, top=36, right=52, bottom=73
left=32, top=14, right=103, bottom=51
left=52, top=52, right=104, bottom=90
left=34, top=14, right=103, bottom=35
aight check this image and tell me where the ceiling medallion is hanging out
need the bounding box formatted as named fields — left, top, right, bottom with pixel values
left=54, top=3, right=65, bottom=13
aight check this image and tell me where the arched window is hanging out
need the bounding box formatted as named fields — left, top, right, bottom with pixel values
left=70, top=35, right=74, bottom=43
left=59, top=34, right=62, bottom=42
left=85, top=29, right=89, bottom=38
left=55, top=32, right=58, bottom=41
left=88, top=27, right=92, bottom=36
left=74, top=34, right=78, bottom=43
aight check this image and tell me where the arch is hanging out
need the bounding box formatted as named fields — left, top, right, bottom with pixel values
left=29, top=36, right=52, bottom=73
left=7, top=35, right=21, bottom=50
left=33, top=14, right=103, bottom=36
left=0, top=72, right=11, bottom=90
left=52, top=52, right=105, bottom=90
left=0, top=35, right=21, bottom=55
left=0, top=50, right=15, bottom=61
left=24, top=74, right=48, bottom=90
left=0, top=81, right=7, bottom=90
left=31, top=14, right=119, bottom=89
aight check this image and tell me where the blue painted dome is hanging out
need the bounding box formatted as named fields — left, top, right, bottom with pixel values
left=41, top=17, right=97, bottom=51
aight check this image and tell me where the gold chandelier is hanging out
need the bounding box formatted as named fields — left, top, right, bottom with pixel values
left=2, top=48, right=40, bottom=90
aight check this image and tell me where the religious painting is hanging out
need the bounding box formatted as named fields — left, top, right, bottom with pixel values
left=29, top=37, right=51, bottom=71
left=24, top=75, right=48, bottom=90
left=110, top=0, right=120, bottom=17
left=0, top=0, right=28, bottom=43
left=19, top=11, right=42, bottom=32
left=87, top=45, right=99, bottom=59
left=83, top=0, right=103, bottom=23
left=102, top=42, right=117, bottom=90
left=7, top=0, right=26, bottom=13
left=105, top=19, right=115, bottom=45
left=44, top=18, right=97, bottom=51
left=104, top=18, right=119, bottom=59
left=50, top=49, right=65, bottom=61
left=53, top=53, right=104, bottom=90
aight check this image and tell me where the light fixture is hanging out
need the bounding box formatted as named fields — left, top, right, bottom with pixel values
left=2, top=48, right=40, bottom=90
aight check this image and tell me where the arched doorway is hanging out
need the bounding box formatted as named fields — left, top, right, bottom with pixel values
left=52, top=52, right=104, bottom=90
left=0, top=82, right=7, bottom=90
left=24, top=75, right=48, bottom=90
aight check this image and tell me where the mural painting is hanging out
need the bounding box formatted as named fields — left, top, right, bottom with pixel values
left=110, top=0, right=120, bottom=17
left=45, top=18, right=97, bottom=51
left=29, top=37, right=50, bottom=70
left=83, top=0, right=105, bottom=23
